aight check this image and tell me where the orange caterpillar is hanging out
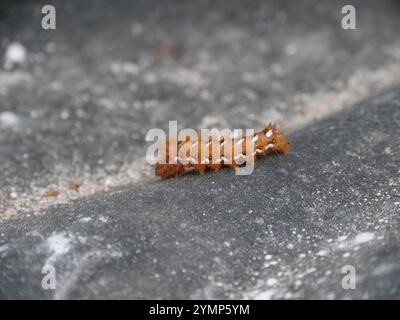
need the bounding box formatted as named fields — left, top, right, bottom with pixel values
left=155, top=124, right=289, bottom=180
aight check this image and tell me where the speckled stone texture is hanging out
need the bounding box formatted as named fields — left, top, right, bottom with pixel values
left=1, top=89, right=399, bottom=299
left=1, top=0, right=400, bottom=214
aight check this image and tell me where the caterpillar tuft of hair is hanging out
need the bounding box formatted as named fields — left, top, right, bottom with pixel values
left=155, top=124, right=289, bottom=180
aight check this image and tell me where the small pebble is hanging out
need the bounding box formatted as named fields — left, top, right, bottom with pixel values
left=0, top=111, right=22, bottom=127
left=42, top=190, right=60, bottom=198
left=4, top=42, right=26, bottom=69
left=68, top=180, right=82, bottom=190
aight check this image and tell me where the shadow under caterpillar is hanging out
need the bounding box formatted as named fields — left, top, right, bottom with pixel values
left=155, top=124, right=289, bottom=180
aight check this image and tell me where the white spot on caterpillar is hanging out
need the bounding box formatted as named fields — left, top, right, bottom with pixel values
left=265, top=130, right=273, bottom=138
left=234, top=154, right=246, bottom=161
left=252, top=135, right=259, bottom=142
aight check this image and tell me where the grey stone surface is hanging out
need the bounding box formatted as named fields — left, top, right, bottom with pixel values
left=1, top=0, right=400, bottom=300
left=1, top=0, right=400, bottom=214
left=0, top=89, right=399, bottom=299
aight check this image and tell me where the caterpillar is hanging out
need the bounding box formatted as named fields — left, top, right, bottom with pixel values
left=155, top=124, right=289, bottom=180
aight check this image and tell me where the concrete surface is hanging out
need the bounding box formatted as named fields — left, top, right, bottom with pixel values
left=1, top=90, right=400, bottom=299
left=0, top=0, right=400, bottom=299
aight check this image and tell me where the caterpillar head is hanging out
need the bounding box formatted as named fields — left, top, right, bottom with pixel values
left=256, top=124, right=289, bottom=155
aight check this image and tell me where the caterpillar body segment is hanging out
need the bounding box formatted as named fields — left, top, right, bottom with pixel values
left=155, top=124, right=288, bottom=180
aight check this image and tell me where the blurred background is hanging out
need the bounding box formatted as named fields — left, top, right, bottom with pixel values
left=1, top=0, right=400, bottom=216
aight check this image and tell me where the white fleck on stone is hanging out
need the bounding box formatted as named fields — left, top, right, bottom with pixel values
left=354, top=232, right=375, bottom=244
left=306, top=267, right=317, bottom=274
left=45, top=232, right=72, bottom=265
left=104, top=176, right=113, bottom=187
left=266, top=278, right=278, bottom=286
left=78, top=236, right=87, bottom=244
left=254, top=289, right=277, bottom=300
left=286, top=243, right=294, bottom=249
left=0, top=111, right=22, bottom=127
left=317, top=249, right=328, bottom=257
left=79, top=217, right=91, bottom=223
left=60, top=110, right=70, bottom=120
left=4, top=42, right=27, bottom=69
left=0, top=244, right=9, bottom=253
left=255, top=217, right=264, bottom=225
left=384, top=147, right=392, bottom=155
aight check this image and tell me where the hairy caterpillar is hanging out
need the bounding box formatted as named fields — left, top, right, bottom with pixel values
left=155, top=124, right=289, bottom=180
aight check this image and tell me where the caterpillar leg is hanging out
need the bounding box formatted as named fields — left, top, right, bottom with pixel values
left=155, top=163, right=185, bottom=180
left=210, top=164, right=222, bottom=172
left=193, top=164, right=208, bottom=175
